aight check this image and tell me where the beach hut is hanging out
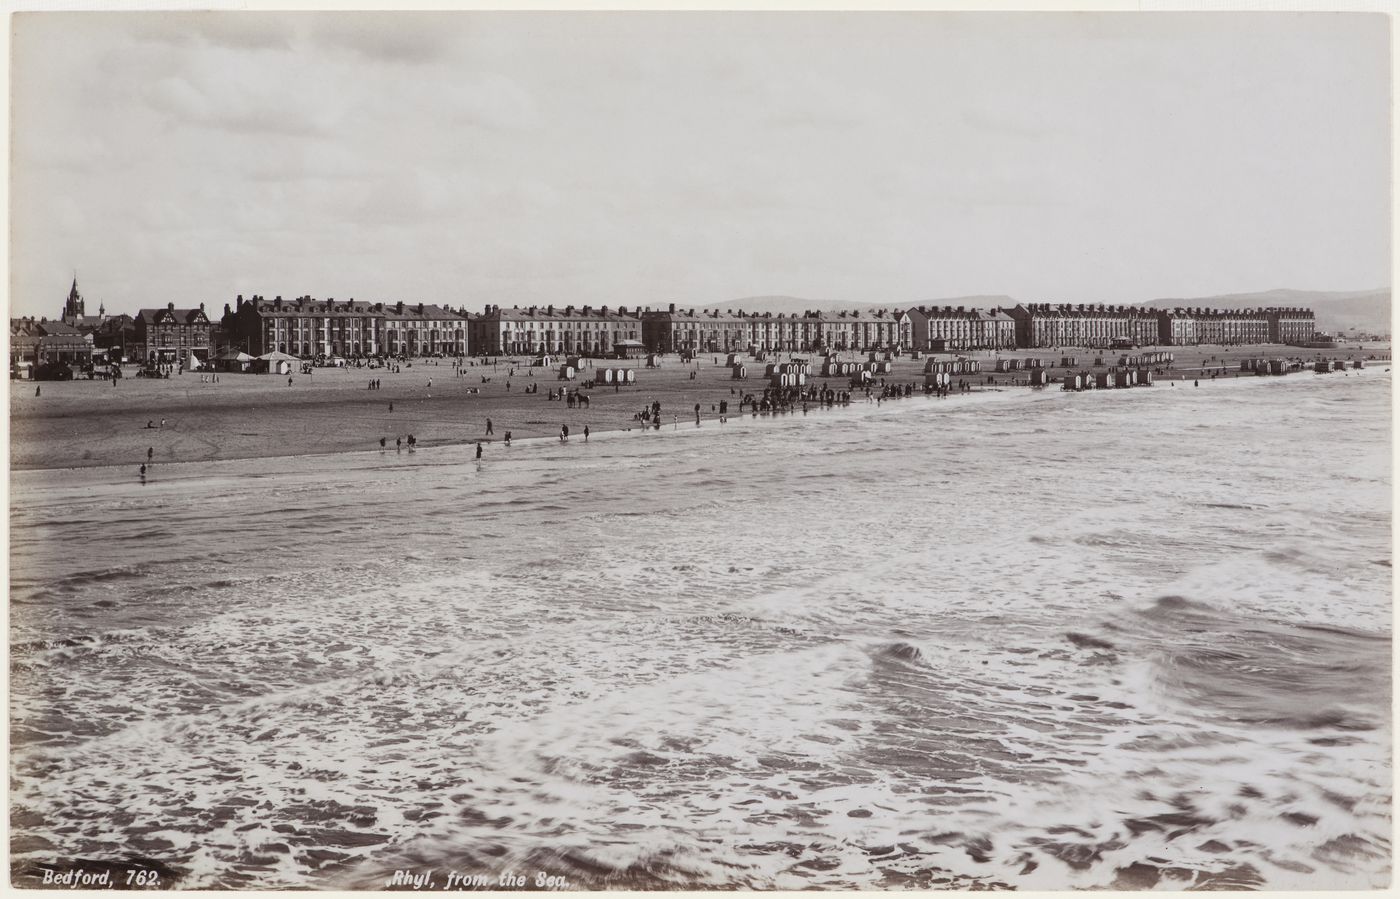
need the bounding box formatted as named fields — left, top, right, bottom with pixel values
left=1136, top=369, right=1154, bottom=386
left=599, top=368, right=614, bottom=384
left=1029, top=369, right=1049, bottom=386
left=625, top=369, right=636, bottom=383
left=732, top=364, right=747, bottom=379
left=1353, top=360, right=1365, bottom=369
left=925, top=372, right=950, bottom=390
left=558, top=365, right=576, bottom=380
left=1313, top=361, right=1331, bottom=373
left=1062, top=373, right=1081, bottom=391
left=1332, top=360, right=1347, bottom=371
left=646, top=354, right=663, bottom=369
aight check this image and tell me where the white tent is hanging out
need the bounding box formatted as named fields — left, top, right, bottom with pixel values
left=258, top=351, right=298, bottom=375
left=215, top=350, right=256, bottom=372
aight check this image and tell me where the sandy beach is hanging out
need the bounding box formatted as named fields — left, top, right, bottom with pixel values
left=9, top=342, right=1388, bottom=472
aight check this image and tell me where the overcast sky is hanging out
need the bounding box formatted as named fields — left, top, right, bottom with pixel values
left=10, top=11, right=1391, bottom=319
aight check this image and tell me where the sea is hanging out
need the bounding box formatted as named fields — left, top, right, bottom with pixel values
left=8, top=368, right=1392, bottom=890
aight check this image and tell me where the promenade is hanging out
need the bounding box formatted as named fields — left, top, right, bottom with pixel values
left=9, top=342, right=1388, bottom=472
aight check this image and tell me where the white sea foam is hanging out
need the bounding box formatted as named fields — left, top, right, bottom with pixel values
left=9, top=369, right=1391, bottom=888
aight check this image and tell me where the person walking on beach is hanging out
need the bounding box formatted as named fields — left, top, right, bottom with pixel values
left=504, top=431, right=512, bottom=446
left=389, top=402, right=394, bottom=412
left=561, top=424, right=570, bottom=442
left=35, top=385, right=40, bottom=397
left=380, top=437, right=386, bottom=448
left=139, top=464, right=146, bottom=477
left=147, top=446, right=154, bottom=461
left=396, top=437, right=402, bottom=451
left=583, top=425, right=590, bottom=442
left=476, top=442, right=483, bottom=460
left=486, top=418, right=494, bottom=436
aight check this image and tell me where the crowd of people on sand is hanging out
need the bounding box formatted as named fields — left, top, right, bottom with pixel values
left=119, top=348, right=1385, bottom=480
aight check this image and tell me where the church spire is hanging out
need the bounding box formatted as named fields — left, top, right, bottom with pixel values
left=62, top=275, right=85, bottom=323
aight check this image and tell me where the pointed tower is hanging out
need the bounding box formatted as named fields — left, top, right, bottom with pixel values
left=62, top=276, right=85, bottom=324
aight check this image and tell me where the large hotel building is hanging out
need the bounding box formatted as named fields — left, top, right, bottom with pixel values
left=1008, top=303, right=1317, bottom=349
left=221, top=295, right=471, bottom=357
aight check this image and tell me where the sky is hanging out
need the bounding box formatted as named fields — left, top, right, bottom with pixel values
left=9, top=11, right=1391, bottom=320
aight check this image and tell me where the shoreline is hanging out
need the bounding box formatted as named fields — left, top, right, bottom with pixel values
left=9, top=343, right=1389, bottom=476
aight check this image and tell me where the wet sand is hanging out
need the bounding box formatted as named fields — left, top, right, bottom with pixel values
left=9, top=343, right=1388, bottom=471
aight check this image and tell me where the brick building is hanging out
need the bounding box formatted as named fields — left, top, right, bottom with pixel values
left=134, top=302, right=214, bottom=364
left=473, top=304, right=643, bottom=356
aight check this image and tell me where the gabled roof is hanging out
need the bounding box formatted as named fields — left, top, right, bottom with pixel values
left=137, top=307, right=209, bottom=326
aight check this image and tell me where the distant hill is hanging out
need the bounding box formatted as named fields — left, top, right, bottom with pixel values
left=1140, top=288, right=1391, bottom=336
left=911, top=295, right=1018, bottom=310
left=725, top=295, right=877, bottom=315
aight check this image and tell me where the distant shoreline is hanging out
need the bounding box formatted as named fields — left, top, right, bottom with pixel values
left=9, top=342, right=1389, bottom=475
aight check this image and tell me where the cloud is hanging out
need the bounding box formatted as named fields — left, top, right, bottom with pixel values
left=306, top=15, right=460, bottom=66
left=126, top=12, right=296, bottom=53
left=139, top=53, right=346, bottom=138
